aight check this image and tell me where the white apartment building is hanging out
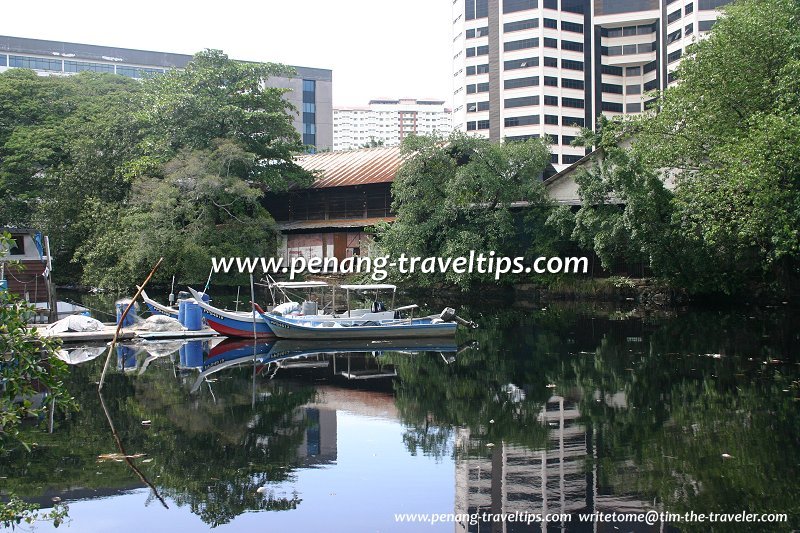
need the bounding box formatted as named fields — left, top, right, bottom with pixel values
left=333, top=98, right=452, bottom=151
left=452, top=0, right=731, bottom=171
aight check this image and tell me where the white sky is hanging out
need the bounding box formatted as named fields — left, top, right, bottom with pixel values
left=0, top=0, right=454, bottom=107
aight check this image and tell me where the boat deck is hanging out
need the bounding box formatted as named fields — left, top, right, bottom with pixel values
left=35, top=324, right=220, bottom=343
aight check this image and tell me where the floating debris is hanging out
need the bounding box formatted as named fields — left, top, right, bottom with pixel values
left=97, top=453, right=147, bottom=463
left=721, top=453, right=734, bottom=460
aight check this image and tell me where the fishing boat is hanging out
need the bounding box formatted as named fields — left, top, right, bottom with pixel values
left=140, top=288, right=179, bottom=318
left=188, top=283, right=403, bottom=339
left=258, top=310, right=461, bottom=340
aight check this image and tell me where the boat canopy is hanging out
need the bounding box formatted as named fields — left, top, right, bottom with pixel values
left=340, top=284, right=397, bottom=291
left=272, top=281, right=329, bottom=289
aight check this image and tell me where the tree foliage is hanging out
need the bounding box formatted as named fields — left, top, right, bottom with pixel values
left=0, top=50, right=310, bottom=288
left=566, top=0, right=800, bottom=294
left=375, top=132, right=557, bottom=288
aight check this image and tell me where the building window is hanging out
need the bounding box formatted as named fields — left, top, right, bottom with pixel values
left=303, top=133, right=316, bottom=146
left=504, top=19, right=538, bottom=32
left=505, top=95, right=539, bottom=108
left=685, top=2, right=694, bottom=14
left=562, top=135, right=576, bottom=145
left=504, top=57, right=538, bottom=70
left=503, top=0, right=537, bottom=12
left=602, top=101, right=624, bottom=112
left=543, top=0, right=557, bottom=8
left=686, top=22, right=694, bottom=35
left=668, top=28, right=682, bottom=44
left=562, top=78, right=584, bottom=90
left=477, top=119, right=490, bottom=130
left=667, top=9, right=682, bottom=23
left=117, top=66, right=164, bottom=78
left=623, top=44, right=637, bottom=55
left=626, top=66, right=641, bottom=76
left=561, top=21, right=584, bottom=33
left=562, top=59, right=584, bottom=71
left=466, top=0, right=489, bottom=19
left=9, top=55, right=62, bottom=71
left=477, top=45, right=489, bottom=55
left=9, top=236, right=25, bottom=255
left=544, top=76, right=558, bottom=86
left=467, top=48, right=476, bottom=57
left=602, top=83, right=623, bottom=94
left=644, top=78, right=659, bottom=91
left=476, top=64, right=490, bottom=74
left=505, top=76, right=539, bottom=89
left=644, top=60, right=657, bottom=73
left=699, top=0, right=730, bottom=8
left=562, top=97, right=584, bottom=108
left=544, top=37, right=558, bottom=48
left=550, top=153, right=560, bottom=164
left=303, top=79, right=316, bottom=104
left=603, top=65, right=623, bottom=76
left=594, top=0, right=658, bottom=15
left=667, top=71, right=678, bottom=83
left=698, top=19, right=716, bottom=31
left=505, top=115, right=540, bottom=127
left=468, top=101, right=491, bottom=112
left=564, top=116, right=584, bottom=127
left=627, top=84, right=642, bottom=95
left=544, top=95, right=559, bottom=106
left=544, top=56, right=559, bottom=67
left=544, top=115, right=559, bottom=126
left=0, top=55, right=6, bottom=67
left=467, top=65, right=476, bottom=76
left=544, top=18, right=558, bottom=29
left=505, top=38, right=539, bottom=51
left=668, top=49, right=682, bottom=63
left=64, top=60, right=115, bottom=73
left=626, top=102, right=642, bottom=113
left=506, top=134, right=540, bottom=142
left=638, top=23, right=656, bottom=34
left=467, top=121, right=477, bottom=131
left=561, top=0, right=585, bottom=13
left=563, top=154, right=583, bottom=163
left=466, top=26, right=489, bottom=38
left=562, top=40, right=584, bottom=52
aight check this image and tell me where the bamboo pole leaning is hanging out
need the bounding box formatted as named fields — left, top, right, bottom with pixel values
left=98, top=258, right=163, bottom=390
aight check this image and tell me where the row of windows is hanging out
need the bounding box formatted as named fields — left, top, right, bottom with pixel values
left=602, top=42, right=656, bottom=56
left=466, top=0, right=489, bottom=20
left=9, top=55, right=62, bottom=71
left=466, top=27, right=488, bottom=38
left=467, top=101, right=490, bottom=112
left=668, top=8, right=682, bottom=23
left=504, top=18, right=538, bottom=32
left=467, top=82, right=490, bottom=93
left=699, top=0, right=730, bottom=9
left=503, top=0, right=537, bottom=12
left=644, top=78, right=659, bottom=91
left=505, top=115, right=540, bottom=127
left=65, top=60, right=114, bottom=73
left=562, top=21, right=584, bottom=33
left=303, top=79, right=316, bottom=105
left=668, top=49, right=682, bottom=63
left=505, top=95, right=539, bottom=108
left=505, top=57, right=538, bottom=70
left=600, top=23, right=656, bottom=37
left=505, top=38, right=538, bottom=51
left=467, top=119, right=491, bottom=130
left=466, top=64, right=490, bottom=75
left=505, top=76, right=538, bottom=89
left=503, top=0, right=585, bottom=12
left=466, top=45, right=489, bottom=57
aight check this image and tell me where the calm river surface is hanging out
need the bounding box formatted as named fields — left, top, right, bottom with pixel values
left=3, top=300, right=799, bottom=532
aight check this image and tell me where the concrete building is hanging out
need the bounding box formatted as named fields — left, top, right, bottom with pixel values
left=333, top=98, right=452, bottom=151
left=452, top=0, right=731, bottom=171
left=0, top=35, right=333, bottom=150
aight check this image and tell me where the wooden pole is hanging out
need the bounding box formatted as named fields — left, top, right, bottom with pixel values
left=98, top=258, right=163, bottom=390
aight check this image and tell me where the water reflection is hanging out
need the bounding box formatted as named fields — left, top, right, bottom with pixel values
left=2, top=305, right=799, bottom=531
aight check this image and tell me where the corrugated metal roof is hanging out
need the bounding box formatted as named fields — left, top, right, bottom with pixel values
left=277, top=216, right=395, bottom=232
left=295, top=146, right=405, bottom=188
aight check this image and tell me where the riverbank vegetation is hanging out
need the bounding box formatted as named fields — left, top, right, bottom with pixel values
left=378, top=0, right=799, bottom=298
left=0, top=50, right=310, bottom=288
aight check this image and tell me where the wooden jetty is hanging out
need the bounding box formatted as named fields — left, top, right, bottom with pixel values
left=35, top=324, right=219, bottom=344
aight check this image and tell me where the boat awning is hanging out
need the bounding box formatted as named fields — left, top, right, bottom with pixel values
left=273, top=281, right=329, bottom=288
left=340, top=284, right=397, bottom=291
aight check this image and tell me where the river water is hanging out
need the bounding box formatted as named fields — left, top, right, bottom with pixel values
left=2, top=300, right=798, bottom=532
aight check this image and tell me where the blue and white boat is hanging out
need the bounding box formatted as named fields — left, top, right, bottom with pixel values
left=259, top=311, right=459, bottom=340
left=188, top=283, right=402, bottom=339
left=140, top=288, right=179, bottom=318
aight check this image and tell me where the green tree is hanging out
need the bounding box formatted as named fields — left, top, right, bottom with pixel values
left=567, top=0, right=800, bottom=294
left=375, top=132, right=554, bottom=288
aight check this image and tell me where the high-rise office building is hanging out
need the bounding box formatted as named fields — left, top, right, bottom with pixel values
left=0, top=35, right=333, bottom=150
left=333, top=98, right=452, bottom=151
left=452, top=0, right=730, bottom=170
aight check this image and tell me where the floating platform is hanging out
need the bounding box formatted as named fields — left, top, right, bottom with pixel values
left=35, top=324, right=219, bottom=344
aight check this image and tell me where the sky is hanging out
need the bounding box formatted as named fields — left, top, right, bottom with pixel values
left=0, top=0, right=454, bottom=107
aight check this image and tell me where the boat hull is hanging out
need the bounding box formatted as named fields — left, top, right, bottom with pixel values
left=263, top=314, right=457, bottom=340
